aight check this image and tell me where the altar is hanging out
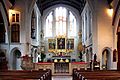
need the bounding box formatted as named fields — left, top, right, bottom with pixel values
left=34, top=35, right=87, bottom=75
left=34, top=61, right=88, bottom=75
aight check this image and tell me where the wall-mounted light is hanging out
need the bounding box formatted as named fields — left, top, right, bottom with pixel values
left=9, top=9, right=20, bottom=23
left=9, top=9, right=15, bottom=22
left=107, top=4, right=113, bottom=17
left=107, top=8, right=113, bottom=17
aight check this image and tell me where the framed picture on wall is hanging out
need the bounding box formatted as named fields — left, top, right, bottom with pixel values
left=57, top=38, right=65, bottom=49
left=67, top=39, right=74, bottom=50
left=48, top=39, right=56, bottom=52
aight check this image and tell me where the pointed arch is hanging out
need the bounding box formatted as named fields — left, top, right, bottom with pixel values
left=44, top=6, right=79, bottom=37
left=102, top=47, right=112, bottom=70
left=42, top=4, right=81, bottom=33
left=10, top=47, right=21, bottom=70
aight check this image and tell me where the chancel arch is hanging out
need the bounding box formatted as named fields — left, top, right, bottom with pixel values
left=42, top=4, right=81, bottom=57
left=42, top=4, right=81, bottom=38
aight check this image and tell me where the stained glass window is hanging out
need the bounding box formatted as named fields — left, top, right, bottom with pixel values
left=45, top=7, right=76, bottom=37
left=55, top=7, right=66, bottom=36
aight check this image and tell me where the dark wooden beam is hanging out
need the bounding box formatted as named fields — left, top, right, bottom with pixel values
left=112, top=0, right=120, bottom=25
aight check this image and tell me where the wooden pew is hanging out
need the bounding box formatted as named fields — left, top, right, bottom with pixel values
left=79, top=71, right=120, bottom=80
left=82, top=75, right=120, bottom=80
left=0, top=69, right=51, bottom=80
left=72, top=69, right=120, bottom=80
left=0, top=70, right=51, bottom=80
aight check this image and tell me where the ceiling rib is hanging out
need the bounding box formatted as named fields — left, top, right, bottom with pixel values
left=37, top=0, right=86, bottom=15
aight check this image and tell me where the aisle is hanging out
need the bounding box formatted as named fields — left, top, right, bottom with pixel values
left=52, top=76, right=72, bottom=80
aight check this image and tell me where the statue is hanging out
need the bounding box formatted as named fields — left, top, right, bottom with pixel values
left=79, top=51, right=83, bottom=61
left=41, top=52, right=46, bottom=62
left=94, top=54, right=97, bottom=62
left=40, top=31, right=44, bottom=39
left=37, top=53, right=41, bottom=62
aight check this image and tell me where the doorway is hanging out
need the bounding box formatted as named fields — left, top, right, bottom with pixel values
left=102, top=48, right=111, bottom=70
left=12, top=49, right=21, bottom=70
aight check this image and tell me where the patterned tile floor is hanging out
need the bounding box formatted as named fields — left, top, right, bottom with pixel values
left=52, top=76, right=72, bottom=80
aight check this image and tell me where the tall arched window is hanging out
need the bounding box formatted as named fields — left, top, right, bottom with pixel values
left=55, top=7, right=66, bottom=36
left=45, top=7, right=76, bottom=37
left=9, top=10, right=20, bottom=43
left=45, top=12, right=53, bottom=37
left=31, top=10, right=37, bottom=39
left=68, top=12, right=76, bottom=37
left=11, top=24, right=20, bottom=42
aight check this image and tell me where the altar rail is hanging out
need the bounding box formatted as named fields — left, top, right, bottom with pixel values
left=0, top=69, right=51, bottom=80
left=34, top=62, right=88, bottom=75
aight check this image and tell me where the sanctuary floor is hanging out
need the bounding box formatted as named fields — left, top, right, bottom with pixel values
left=52, top=76, right=72, bottom=80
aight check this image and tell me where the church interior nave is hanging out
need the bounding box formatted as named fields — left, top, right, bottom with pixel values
left=0, top=0, right=120, bottom=80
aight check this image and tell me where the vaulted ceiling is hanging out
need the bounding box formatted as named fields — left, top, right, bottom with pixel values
left=9, top=0, right=15, bottom=6
left=36, top=0, right=86, bottom=15
left=8, top=0, right=114, bottom=15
